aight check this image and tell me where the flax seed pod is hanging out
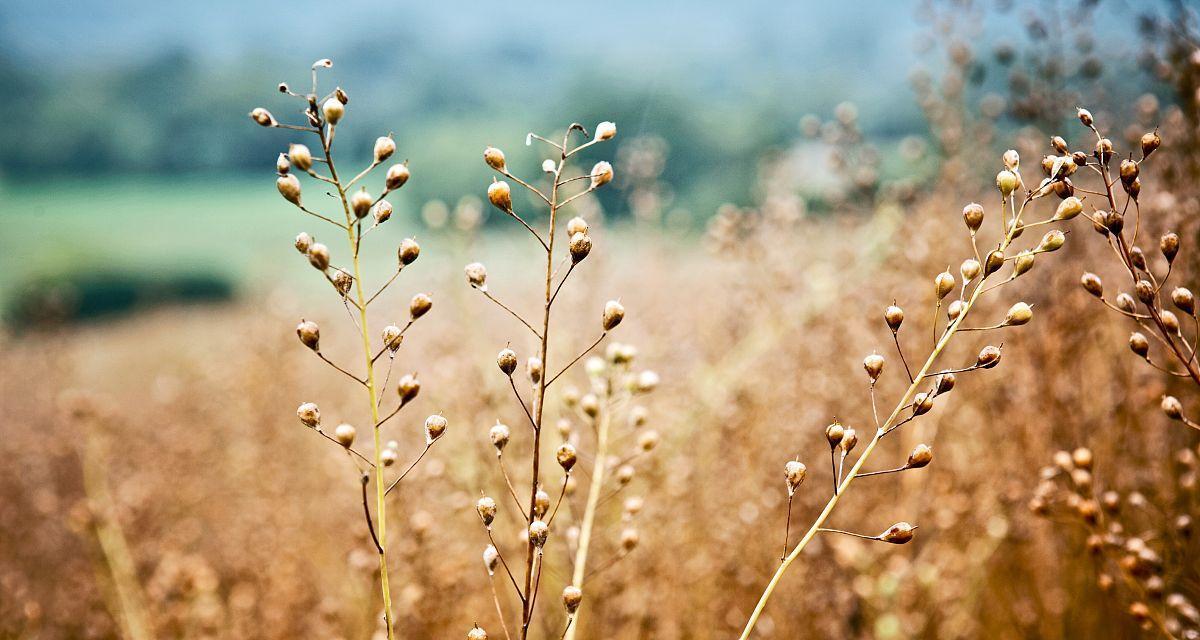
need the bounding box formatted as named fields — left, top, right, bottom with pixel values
left=784, top=460, right=807, bottom=495
left=397, top=373, right=420, bottom=404
left=825, top=422, right=844, bottom=448
left=1116, top=293, right=1136, bottom=313
left=483, top=546, right=500, bottom=575
left=1162, top=395, right=1183, bottom=420
left=616, top=464, right=635, bottom=485
left=250, top=107, right=276, bottom=127
left=488, top=180, right=512, bottom=212
left=863, top=353, right=885, bottom=381
left=1077, top=107, right=1094, bottom=127
left=1129, top=332, right=1150, bottom=358
left=381, top=325, right=403, bottom=352
left=1038, top=230, right=1066, bottom=253
left=638, top=430, right=660, bottom=452
left=620, top=527, right=640, bottom=551
left=350, top=189, right=373, bottom=219
left=907, top=444, right=933, bottom=468
left=307, top=243, right=331, bottom=270
left=1005, top=302, right=1033, bottom=326
left=984, top=250, right=1005, bottom=277
left=912, top=393, right=933, bottom=416
left=595, top=121, right=617, bottom=141
left=374, top=136, right=396, bottom=163
left=1141, top=130, right=1161, bottom=158
left=332, top=269, right=353, bottom=296
left=276, top=153, right=290, bottom=175
left=294, top=232, right=312, bottom=254
left=1014, top=251, right=1035, bottom=277
left=528, top=520, right=549, bottom=547
left=497, top=348, right=517, bottom=376
left=1051, top=136, right=1069, bottom=154
left=424, top=414, right=447, bottom=444
left=465, top=262, right=487, bottom=288
left=334, top=423, right=356, bottom=447
left=490, top=422, right=511, bottom=451
left=1095, top=137, right=1113, bottom=165
left=962, top=203, right=985, bottom=232
left=976, top=345, right=1002, bottom=368
left=385, top=163, right=410, bottom=190
left=562, top=585, right=583, bottom=614
left=1002, top=149, right=1020, bottom=171
left=1172, top=287, right=1195, bottom=315
left=1161, top=232, right=1180, bottom=263
left=296, top=402, right=321, bottom=428
left=410, top=293, right=433, bottom=319
left=296, top=319, right=320, bottom=351
left=288, top=143, right=313, bottom=171
left=467, top=626, right=488, bottom=640
left=934, top=372, right=956, bottom=395
left=1135, top=279, right=1155, bottom=305
left=1081, top=273, right=1103, bottom=297
left=570, top=232, right=592, bottom=264
left=996, top=170, right=1018, bottom=196
left=880, top=522, right=916, bottom=544
left=381, top=448, right=398, bottom=466
left=935, top=270, right=955, bottom=299
left=476, top=496, right=497, bottom=526
left=483, top=147, right=506, bottom=171
left=567, top=216, right=589, bottom=237
left=840, top=428, right=858, bottom=454
left=527, top=357, right=543, bottom=384
left=533, top=489, right=550, bottom=518
left=1054, top=196, right=1083, bottom=220
left=603, top=300, right=625, bottom=330
left=590, top=161, right=614, bottom=188
left=960, top=259, right=981, bottom=282
left=885, top=305, right=904, bottom=332
left=1162, top=310, right=1181, bottom=334
left=398, top=238, right=420, bottom=266
left=372, top=199, right=393, bottom=225
left=557, top=443, right=577, bottom=471
left=277, top=174, right=301, bottom=204
left=321, top=98, right=344, bottom=125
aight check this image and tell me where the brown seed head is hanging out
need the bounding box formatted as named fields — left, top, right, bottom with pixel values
left=483, top=545, right=500, bottom=574
left=1162, top=395, right=1183, bottom=420
left=620, top=527, right=640, bottom=550
left=595, top=121, right=617, bottom=141
left=1002, top=149, right=1020, bottom=171
left=996, top=170, right=1018, bottom=196
left=332, top=269, right=353, bottom=296
left=1172, top=287, right=1195, bottom=315
left=287, top=143, right=313, bottom=171
left=880, top=522, right=916, bottom=544
left=276, top=174, right=302, bottom=205
left=603, top=300, right=625, bottom=331
left=527, top=357, right=543, bottom=384
left=976, top=345, right=1002, bottom=368
left=534, top=489, right=550, bottom=518
left=529, top=520, right=549, bottom=547
left=567, top=216, right=589, bottom=237
left=334, top=423, right=356, bottom=447
left=483, top=146, right=506, bottom=171
left=321, top=98, right=345, bottom=125
left=840, top=428, right=859, bottom=453
left=307, top=243, right=331, bottom=270
left=570, top=232, right=592, bottom=264
left=1080, top=272, right=1103, bottom=297
left=490, top=422, right=511, bottom=450
left=296, top=319, right=320, bottom=351
left=424, top=414, right=447, bottom=444
left=373, top=136, right=396, bottom=163
left=557, top=444, right=577, bottom=471
left=497, top=348, right=518, bottom=376
left=1054, top=196, right=1083, bottom=221
left=1095, top=137, right=1113, bottom=164
left=984, top=250, right=1005, bottom=277
left=913, top=392, right=933, bottom=415
left=825, top=422, right=845, bottom=448
left=382, top=325, right=403, bottom=352
left=1161, top=232, right=1180, bottom=263
left=476, top=496, right=497, bottom=526
left=885, top=305, right=904, bottom=332
left=294, top=232, right=312, bottom=254
left=1129, top=332, right=1150, bottom=358
left=296, top=402, right=320, bottom=428
left=465, top=262, right=487, bottom=288
left=250, top=107, right=276, bottom=127
left=1014, top=251, right=1035, bottom=277
left=488, top=180, right=512, bottom=212
left=1116, top=293, right=1136, bottom=313
left=590, top=161, right=614, bottom=188
left=907, top=444, right=933, bottom=468
left=962, top=203, right=985, bottom=232
left=1005, top=302, right=1033, bottom=326
left=935, top=270, right=955, bottom=299
left=385, top=163, right=410, bottom=190
left=960, top=259, right=981, bottom=282
left=1135, top=279, right=1155, bottom=304
left=863, top=353, right=885, bottom=381
left=468, top=626, right=488, bottom=640
left=562, top=585, right=583, bottom=614
left=785, top=460, right=807, bottom=495
left=350, top=189, right=373, bottom=219
left=935, top=372, right=956, bottom=394
left=396, top=237, right=420, bottom=266
left=1141, top=130, right=1161, bottom=159
left=397, top=373, right=420, bottom=403
left=1077, top=107, right=1094, bottom=127
left=1072, top=447, right=1094, bottom=470
left=1051, top=136, right=1069, bottom=154
left=410, top=293, right=433, bottom=319
left=1038, top=230, right=1066, bottom=252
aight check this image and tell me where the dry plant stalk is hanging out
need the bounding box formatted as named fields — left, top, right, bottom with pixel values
left=738, top=145, right=1083, bottom=638
left=559, top=346, right=659, bottom=640
left=1031, top=446, right=1199, bottom=638
left=465, top=121, right=624, bottom=640
left=1069, top=109, right=1200, bottom=432
left=251, top=59, right=445, bottom=640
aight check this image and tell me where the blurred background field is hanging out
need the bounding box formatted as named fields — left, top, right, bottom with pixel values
left=4, top=0, right=1200, bottom=639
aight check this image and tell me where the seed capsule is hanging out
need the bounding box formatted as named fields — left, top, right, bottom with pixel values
left=840, top=428, right=859, bottom=453
left=322, top=98, right=345, bottom=125
left=476, top=496, right=497, bottom=526
left=373, top=200, right=393, bottom=224
left=595, top=121, right=617, bottom=141
left=277, top=174, right=302, bottom=204
left=1005, top=302, right=1033, bottom=326
left=1014, top=251, right=1035, bottom=276
left=250, top=107, right=276, bottom=127
left=934, top=372, right=956, bottom=394
left=907, top=444, right=933, bottom=468
left=1129, top=332, right=1150, bottom=358
left=638, top=430, right=660, bottom=452
left=483, top=147, right=506, bottom=171
left=350, top=190, right=373, bottom=219
left=603, top=300, right=625, bottom=331
left=960, top=259, right=981, bottom=282
left=996, top=170, right=1019, bottom=196
left=374, top=136, right=396, bottom=163
left=334, top=423, right=356, bottom=447
left=288, top=143, right=313, bottom=171
left=307, top=243, right=330, bottom=270
left=398, top=238, right=420, bottom=265
left=1095, top=137, right=1113, bottom=164
left=529, top=520, right=549, bottom=547
left=296, top=402, right=321, bottom=428
left=1162, top=395, right=1183, bottom=420
left=1077, top=107, right=1094, bottom=127
left=885, top=305, right=904, bottom=332
left=490, top=422, right=511, bottom=450
left=616, top=465, right=635, bottom=485
left=296, top=319, right=320, bottom=351
left=570, top=233, right=592, bottom=264
left=1135, top=279, right=1155, bottom=304
left=488, top=180, right=512, bottom=211
left=1081, top=272, right=1103, bottom=297
left=567, top=216, right=589, bottom=237
left=935, top=270, right=955, bottom=299
left=386, top=163, right=410, bottom=190
left=1119, top=158, right=1139, bottom=185
left=381, top=448, right=398, bottom=466
left=534, top=489, right=550, bottom=517
left=465, top=262, right=487, bottom=288
left=962, top=203, right=985, bottom=232
left=497, top=349, right=518, bottom=375
left=825, top=422, right=845, bottom=448
left=468, top=626, right=488, bottom=640
left=880, top=522, right=916, bottom=544
left=527, top=357, right=543, bottom=384
left=863, top=353, right=885, bottom=381
left=590, top=161, right=614, bottom=188
left=785, top=460, right=807, bottom=495
left=1141, top=130, right=1161, bottom=159
left=976, top=345, right=1002, bottom=368
left=397, top=373, right=420, bottom=403
left=1054, top=196, right=1083, bottom=221
left=1161, top=232, right=1180, bottom=263
left=1051, top=136, right=1069, bottom=154
left=1116, top=293, right=1136, bottom=313
left=557, top=443, right=577, bottom=471
left=1173, top=288, right=1196, bottom=315
left=483, top=545, right=500, bottom=574
left=562, top=585, right=583, bottom=614
left=410, top=293, right=433, bottom=319
left=620, top=528, right=640, bottom=550
left=382, top=325, right=403, bottom=352
left=276, top=153, right=291, bottom=175
left=1002, top=149, right=1020, bottom=171
left=1038, top=230, right=1066, bottom=252
left=332, top=269, right=353, bottom=296
left=294, top=232, right=312, bottom=254
left=984, top=250, right=1005, bottom=277
left=913, top=393, right=933, bottom=415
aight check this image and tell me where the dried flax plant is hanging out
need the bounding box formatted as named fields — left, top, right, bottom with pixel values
left=737, top=147, right=1086, bottom=638
left=250, top=59, right=445, bottom=639
left=463, top=121, right=625, bottom=640
left=1069, top=108, right=1200, bottom=432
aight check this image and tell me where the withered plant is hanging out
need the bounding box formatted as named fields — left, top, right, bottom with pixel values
left=1068, top=108, right=1200, bottom=433
left=250, top=59, right=445, bottom=639
left=464, top=121, right=628, bottom=640
left=738, top=147, right=1086, bottom=638
left=1031, top=446, right=1199, bottom=638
